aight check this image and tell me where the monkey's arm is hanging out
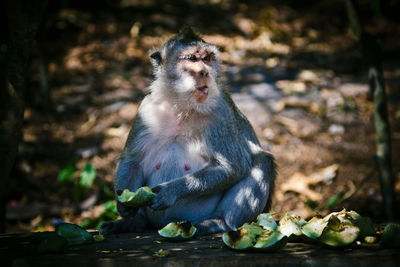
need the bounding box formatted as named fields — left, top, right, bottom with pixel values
left=151, top=125, right=252, bottom=210
left=150, top=160, right=241, bottom=210
left=99, top=142, right=147, bottom=235
left=113, top=114, right=149, bottom=217
left=113, top=156, right=145, bottom=217
left=114, top=157, right=143, bottom=193
left=115, top=113, right=149, bottom=193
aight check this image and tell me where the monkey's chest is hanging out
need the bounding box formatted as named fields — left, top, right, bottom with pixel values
left=142, top=140, right=206, bottom=186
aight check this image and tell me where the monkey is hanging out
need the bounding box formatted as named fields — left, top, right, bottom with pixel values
left=100, top=27, right=276, bottom=236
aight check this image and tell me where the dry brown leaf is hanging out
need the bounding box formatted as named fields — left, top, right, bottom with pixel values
left=280, top=164, right=339, bottom=201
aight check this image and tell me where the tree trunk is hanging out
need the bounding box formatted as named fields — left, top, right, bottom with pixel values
left=370, top=65, right=396, bottom=221
left=0, top=0, right=47, bottom=232
left=345, top=0, right=396, bottom=221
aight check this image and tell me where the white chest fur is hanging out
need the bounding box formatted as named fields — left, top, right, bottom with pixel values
left=139, top=98, right=208, bottom=185
left=137, top=97, right=221, bottom=227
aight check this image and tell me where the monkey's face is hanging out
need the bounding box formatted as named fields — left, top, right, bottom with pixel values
left=170, top=45, right=220, bottom=113
left=151, top=42, right=220, bottom=114
left=175, top=47, right=217, bottom=102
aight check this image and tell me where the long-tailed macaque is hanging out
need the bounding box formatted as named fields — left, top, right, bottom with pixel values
left=100, top=27, right=276, bottom=235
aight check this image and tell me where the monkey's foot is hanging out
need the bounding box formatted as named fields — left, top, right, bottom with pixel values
left=195, top=218, right=230, bottom=236
left=99, top=221, right=117, bottom=235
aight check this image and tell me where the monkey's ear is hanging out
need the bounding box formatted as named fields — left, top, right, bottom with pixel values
left=150, top=51, right=162, bottom=66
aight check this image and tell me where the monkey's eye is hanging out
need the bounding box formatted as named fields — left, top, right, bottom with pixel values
left=187, top=55, right=197, bottom=62
left=179, top=54, right=197, bottom=62
left=202, top=54, right=211, bottom=62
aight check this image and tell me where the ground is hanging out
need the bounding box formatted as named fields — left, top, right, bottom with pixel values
left=2, top=231, right=399, bottom=266
left=6, top=0, right=400, bottom=232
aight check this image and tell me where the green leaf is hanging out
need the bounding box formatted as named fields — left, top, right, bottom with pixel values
left=326, top=192, right=344, bottom=209
left=117, top=187, right=156, bottom=207
left=380, top=223, right=400, bottom=248
left=319, top=215, right=360, bottom=247
left=56, top=223, right=94, bottom=245
left=304, top=200, right=318, bottom=210
left=58, top=163, right=76, bottom=183
left=78, top=163, right=96, bottom=189
left=103, top=200, right=117, bottom=215
left=102, top=184, right=114, bottom=198
left=79, top=200, right=118, bottom=230
left=158, top=221, right=197, bottom=240
left=278, top=212, right=306, bottom=237
left=257, top=213, right=277, bottom=231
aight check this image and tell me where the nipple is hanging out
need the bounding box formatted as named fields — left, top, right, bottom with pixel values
left=184, top=164, right=190, bottom=171
left=156, top=162, right=161, bottom=170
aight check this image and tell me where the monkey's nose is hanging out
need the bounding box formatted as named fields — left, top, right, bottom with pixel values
left=199, top=70, right=208, bottom=77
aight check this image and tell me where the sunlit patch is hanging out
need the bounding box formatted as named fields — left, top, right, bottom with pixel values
left=185, top=174, right=202, bottom=190
left=186, top=140, right=203, bottom=154
left=234, top=186, right=258, bottom=210
left=250, top=167, right=269, bottom=192
left=174, top=73, right=195, bottom=93
left=251, top=167, right=263, bottom=181
left=214, top=152, right=232, bottom=172
left=246, top=140, right=263, bottom=154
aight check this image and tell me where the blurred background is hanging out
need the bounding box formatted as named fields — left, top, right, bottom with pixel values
left=3, top=0, right=400, bottom=232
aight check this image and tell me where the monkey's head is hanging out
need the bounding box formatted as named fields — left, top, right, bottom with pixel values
left=149, top=27, right=221, bottom=114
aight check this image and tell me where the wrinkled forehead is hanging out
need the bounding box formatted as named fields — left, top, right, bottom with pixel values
left=178, top=46, right=215, bottom=56
left=162, top=41, right=218, bottom=59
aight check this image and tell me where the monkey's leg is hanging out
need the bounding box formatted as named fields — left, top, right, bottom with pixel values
left=116, top=200, right=138, bottom=218
left=195, top=174, right=269, bottom=235
left=195, top=176, right=269, bottom=235
left=196, top=152, right=275, bottom=235
left=195, top=217, right=230, bottom=235
left=99, top=208, right=148, bottom=235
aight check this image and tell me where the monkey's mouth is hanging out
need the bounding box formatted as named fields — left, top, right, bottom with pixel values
left=193, top=86, right=209, bottom=103
left=196, top=86, right=209, bottom=96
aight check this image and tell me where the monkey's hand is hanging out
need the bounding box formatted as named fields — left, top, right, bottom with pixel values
left=150, top=183, right=179, bottom=210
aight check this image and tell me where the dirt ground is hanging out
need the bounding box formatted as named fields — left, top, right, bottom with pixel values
left=6, top=0, right=400, bottom=232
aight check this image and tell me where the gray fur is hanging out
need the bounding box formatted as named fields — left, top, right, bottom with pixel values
left=100, top=28, right=276, bottom=236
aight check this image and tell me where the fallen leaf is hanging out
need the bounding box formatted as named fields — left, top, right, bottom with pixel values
left=280, top=164, right=339, bottom=201
left=153, top=249, right=169, bottom=257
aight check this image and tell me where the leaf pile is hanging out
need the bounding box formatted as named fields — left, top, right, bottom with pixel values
left=222, top=209, right=380, bottom=250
